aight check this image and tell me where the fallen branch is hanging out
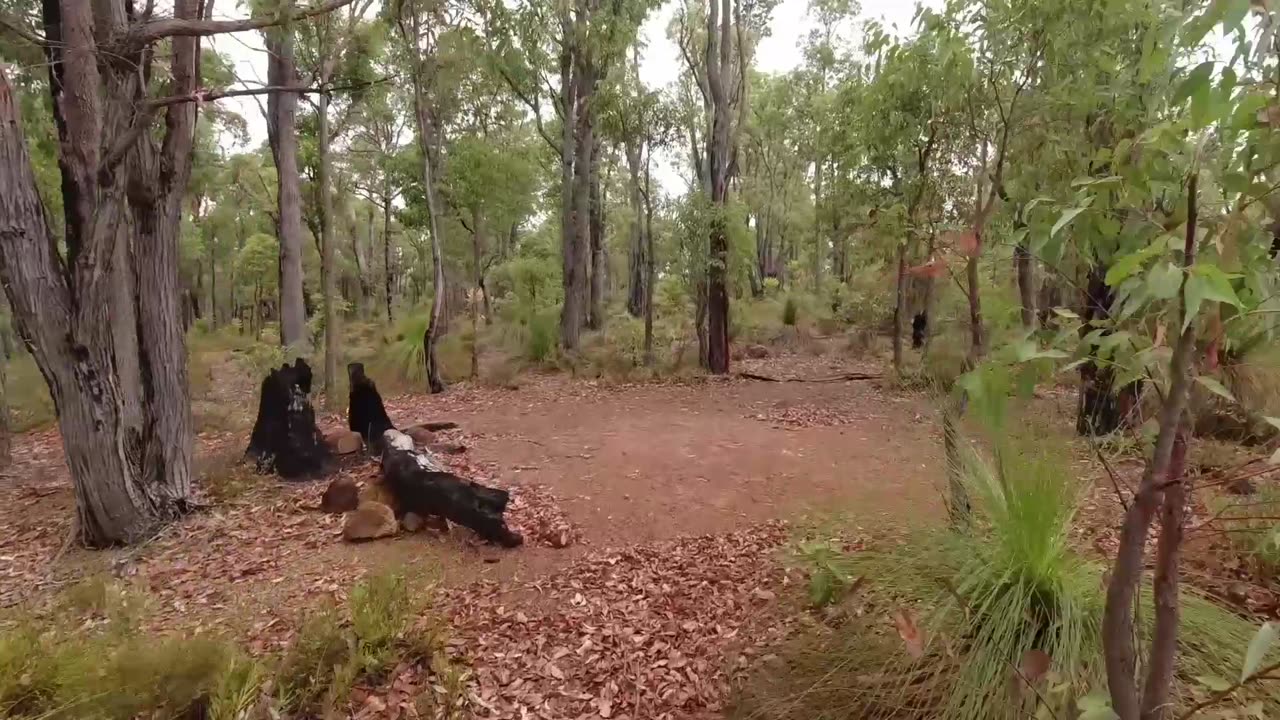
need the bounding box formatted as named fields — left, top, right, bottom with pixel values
left=380, top=430, right=522, bottom=547
left=742, top=368, right=880, bottom=381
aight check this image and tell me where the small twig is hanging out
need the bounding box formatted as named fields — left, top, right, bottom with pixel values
left=1089, top=435, right=1131, bottom=511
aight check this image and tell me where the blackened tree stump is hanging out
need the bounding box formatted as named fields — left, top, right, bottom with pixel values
left=348, top=362, right=395, bottom=450
left=245, top=359, right=329, bottom=479
left=379, top=430, right=522, bottom=547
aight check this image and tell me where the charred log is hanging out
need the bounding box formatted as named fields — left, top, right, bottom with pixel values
left=379, top=430, right=522, bottom=547
left=348, top=362, right=395, bottom=449
left=245, top=359, right=329, bottom=479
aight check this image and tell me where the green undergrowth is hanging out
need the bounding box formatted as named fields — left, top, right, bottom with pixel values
left=731, top=433, right=1279, bottom=720
left=0, top=570, right=462, bottom=720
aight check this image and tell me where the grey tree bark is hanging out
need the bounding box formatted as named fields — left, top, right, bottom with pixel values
left=0, top=0, right=322, bottom=545
left=318, top=89, right=339, bottom=403
left=587, top=136, right=606, bottom=330
left=265, top=15, right=308, bottom=351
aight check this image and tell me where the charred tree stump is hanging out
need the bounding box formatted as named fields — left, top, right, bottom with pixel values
left=245, top=359, right=329, bottom=479
left=380, top=430, right=522, bottom=547
left=348, top=362, right=395, bottom=450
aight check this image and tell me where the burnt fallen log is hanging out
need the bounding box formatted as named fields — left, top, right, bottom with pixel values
left=245, top=359, right=329, bottom=479
left=348, top=362, right=395, bottom=450
left=379, top=430, right=522, bottom=547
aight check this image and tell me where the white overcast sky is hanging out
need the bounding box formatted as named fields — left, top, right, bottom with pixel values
left=208, top=0, right=941, bottom=191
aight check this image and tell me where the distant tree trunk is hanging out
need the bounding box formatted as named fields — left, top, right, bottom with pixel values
left=811, top=157, right=824, bottom=293
left=1078, top=266, right=1141, bottom=435
left=1015, top=239, right=1036, bottom=330
left=703, top=0, right=733, bottom=375
left=565, top=63, right=595, bottom=345
left=625, top=136, right=646, bottom=317
left=395, top=1, right=447, bottom=394
left=642, top=155, right=656, bottom=366
left=750, top=214, right=765, bottom=298
left=266, top=23, right=308, bottom=352
left=471, top=214, right=484, bottom=379
left=350, top=205, right=374, bottom=317
left=588, top=136, right=605, bottom=330
left=558, top=24, right=583, bottom=350
left=0, top=3, right=215, bottom=546
left=383, top=197, right=394, bottom=323
left=893, top=242, right=907, bottom=375
left=318, top=90, right=339, bottom=403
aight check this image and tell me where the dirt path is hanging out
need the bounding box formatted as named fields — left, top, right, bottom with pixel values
left=0, top=356, right=946, bottom=719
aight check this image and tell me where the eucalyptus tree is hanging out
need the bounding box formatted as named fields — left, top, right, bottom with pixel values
left=0, top=0, right=356, bottom=546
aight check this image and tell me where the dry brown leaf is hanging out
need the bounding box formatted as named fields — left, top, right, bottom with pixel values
left=891, top=608, right=925, bottom=659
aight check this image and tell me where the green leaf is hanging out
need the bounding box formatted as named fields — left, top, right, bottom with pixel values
left=1196, top=375, right=1236, bottom=403
left=1146, top=263, right=1183, bottom=300
left=1052, top=307, right=1080, bottom=320
left=1174, top=62, right=1215, bottom=105
left=1263, top=417, right=1280, bottom=433
left=1193, top=264, right=1245, bottom=308
left=1051, top=207, right=1088, bottom=239
left=1242, top=621, right=1278, bottom=681
left=1196, top=674, right=1234, bottom=692
left=1106, top=245, right=1161, bottom=286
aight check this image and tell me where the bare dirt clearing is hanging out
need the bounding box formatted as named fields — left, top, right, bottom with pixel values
left=0, top=355, right=942, bottom=718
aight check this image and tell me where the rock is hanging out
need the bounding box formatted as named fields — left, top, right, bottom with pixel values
left=343, top=501, right=399, bottom=542
left=320, top=476, right=359, bottom=514
left=324, top=428, right=363, bottom=455
left=745, top=344, right=769, bottom=359
left=427, top=442, right=467, bottom=455
left=360, top=481, right=398, bottom=513
left=404, top=425, right=437, bottom=447
left=401, top=512, right=425, bottom=532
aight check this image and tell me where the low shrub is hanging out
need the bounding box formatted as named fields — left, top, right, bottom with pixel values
left=731, top=434, right=1279, bottom=720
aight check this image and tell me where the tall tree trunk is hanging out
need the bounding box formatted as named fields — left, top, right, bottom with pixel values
left=471, top=214, right=485, bottom=379
left=266, top=23, right=308, bottom=352
left=558, top=23, right=582, bottom=350
left=588, top=136, right=605, bottom=330
left=0, top=3, right=208, bottom=547
left=318, top=91, right=339, bottom=404
left=567, top=69, right=594, bottom=343
left=643, top=155, right=656, bottom=366
left=703, top=0, right=733, bottom=375
left=625, top=137, right=646, bottom=317
left=383, top=197, right=394, bottom=323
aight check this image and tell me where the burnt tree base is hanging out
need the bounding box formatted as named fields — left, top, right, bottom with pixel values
left=245, top=359, right=330, bottom=479
left=348, top=362, right=396, bottom=450
left=380, top=430, right=522, bottom=547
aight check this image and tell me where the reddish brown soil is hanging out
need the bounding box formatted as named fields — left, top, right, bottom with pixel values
left=0, top=354, right=944, bottom=719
